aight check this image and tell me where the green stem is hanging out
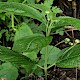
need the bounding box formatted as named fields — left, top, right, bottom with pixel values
left=44, top=68, right=47, bottom=80
left=14, top=16, right=19, bottom=24
left=22, top=0, right=27, bottom=3
left=44, top=17, right=53, bottom=80
left=37, top=65, right=44, bottom=69
left=47, top=63, right=55, bottom=69
left=44, top=15, right=54, bottom=80
left=44, top=46, right=48, bottom=80
left=46, top=20, right=53, bottom=36
left=55, top=40, right=64, bottom=47
left=11, top=14, right=14, bottom=28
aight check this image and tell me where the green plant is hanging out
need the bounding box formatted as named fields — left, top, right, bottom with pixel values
left=0, top=0, right=80, bottom=80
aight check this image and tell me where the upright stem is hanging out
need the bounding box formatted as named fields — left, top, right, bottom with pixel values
left=11, top=14, right=16, bottom=31
left=44, top=68, right=47, bottom=80
left=11, top=14, right=14, bottom=29
left=44, top=46, right=48, bottom=80
left=46, top=20, right=53, bottom=36
left=44, top=14, right=53, bottom=80
left=44, top=16, right=53, bottom=80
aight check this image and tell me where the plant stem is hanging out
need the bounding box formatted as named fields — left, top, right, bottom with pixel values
left=11, top=14, right=14, bottom=28
left=22, top=0, right=27, bottom=3
left=47, top=63, right=55, bottom=69
left=44, top=46, right=48, bottom=80
left=14, top=16, right=19, bottom=24
left=76, top=68, right=77, bottom=80
left=44, top=17, right=53, bottom=80
left=37, top=65, right=44, bottom=69
left=46, top=20, right=53, bottom=36
left=55, top=40, right=64, bottom=47
left=44, top=68, right=47, bottom=80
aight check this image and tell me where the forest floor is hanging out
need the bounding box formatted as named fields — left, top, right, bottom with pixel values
left=22, top=67, right=80, bottom=80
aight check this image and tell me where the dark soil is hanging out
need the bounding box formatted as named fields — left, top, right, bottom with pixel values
left=19, top=67, right=80, bottom=80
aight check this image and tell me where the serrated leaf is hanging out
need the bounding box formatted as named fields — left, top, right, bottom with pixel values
left=56, top=28, right=64, bottom=35
left=14, top=22, right=33, bottom=41
left=44, top=0, right=54, bottom=8
left=0, top=2, right=45, bottom=22
left=51, top=18, right=68, bottom=33
left=40, top=45, right=61, bottom=65
left=0, top=63, right=18, bottom=80
left=57, top=44, right=80, bottom=68
left=12, top=35, right=52, bottom=52
left=0, top=46, right=34, bottom=66
left=58, top=16, right=80, bottom=30
left=28, top=4, right=50, bottom=12
left=52, top=6, right=62, bottom=14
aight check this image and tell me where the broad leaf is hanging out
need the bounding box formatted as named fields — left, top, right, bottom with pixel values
left=13, top=35, right=52, bottom=52
left=51, top=16, right=80, bottom=34
left=14, top=22, right=33, bottom=41
left=57, top=44, right=80, bottom=68
left=0, top=46, right=34, bottom=65
left=40, top=45, right=61, bottom=66
left=58, top=16, right=80, bottom=30
left=23, top=51, right=37, bottom=61
left=28, top=4, right=50, bottom=12
left=22, top=64, right=43, bottom=76
left=0, top=63, right=18, bottom=80
left=0, top=2, right=45, bottom=22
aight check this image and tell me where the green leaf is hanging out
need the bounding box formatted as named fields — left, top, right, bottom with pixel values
left=56, top=28, right=64, bottom=35
left=0, top=63, right=18, bottom=80
left=27, top=21, right=42, bottom=33
left=28, top=4, right=50, bottom=12
left=0, top=13, right=5, bottom=20
left=52, top=6, right=62, bottom=14
left=14, top=22, right=33, bottom=41
left=26, top=0, right=35, bottom=4
left=57, top=44, right=80, bottom=68
left=0, top=2, right=45, bottom=22
left=40, top=45, right=61, bottom=65
left=32, top=65, right=43, bottom=76
left=8, top=0, right=21, bottom=2
left=0, top=46, right=34, bottom=66
left=44, top=0, right=54, bottom=8
left=13, top=35, right=52, bottom=52
left=21, top=63, right=36, bottom=74
left=23, top=51, right=37, bottom=61
left=58, top=16, right=80, bottom=30
left=51, top=18, right=67, bottom=33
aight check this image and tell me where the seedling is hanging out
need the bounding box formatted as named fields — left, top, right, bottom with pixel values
left=0, top=0, right=80, bottom=80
